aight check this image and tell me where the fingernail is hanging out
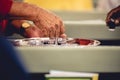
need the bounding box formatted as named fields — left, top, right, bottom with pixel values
left=60, top=34, right=67, bottom=38
left=115, top=20, right=119, bottom=24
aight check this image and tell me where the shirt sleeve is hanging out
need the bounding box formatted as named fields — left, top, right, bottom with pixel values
left=0, top=0, right=13, bottom=17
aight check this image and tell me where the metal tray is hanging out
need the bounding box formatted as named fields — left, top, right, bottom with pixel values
left=8, top=37, right=100, bottom=47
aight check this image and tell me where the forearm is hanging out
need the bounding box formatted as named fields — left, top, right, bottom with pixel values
left=9, top=1, right=41, bottom=21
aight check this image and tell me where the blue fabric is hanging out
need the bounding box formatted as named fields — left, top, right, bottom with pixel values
left=0, top=36, right=29, bottom=80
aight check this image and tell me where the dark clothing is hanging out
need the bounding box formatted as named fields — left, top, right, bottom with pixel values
left=0, top=0, right=29, bottom=79
left=0, top=36, right=29, bottom=80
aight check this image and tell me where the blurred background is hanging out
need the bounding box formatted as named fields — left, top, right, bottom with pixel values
left=22, top=0, right=120, bottom=12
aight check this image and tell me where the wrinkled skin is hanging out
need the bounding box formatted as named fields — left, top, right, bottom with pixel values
left=7, top=1, right=67, bottom=38
left=106, top=5, right=120, bottom=27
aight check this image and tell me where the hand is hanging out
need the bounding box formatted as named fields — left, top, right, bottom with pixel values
left=10, top=19, right=67, bottom=38
left=23, top=25, right=43, bottom=38
left=9, top=2, right=67, bottom=38
left=8, top=20, right=41, bottom=37
left=106, top=5, right=120, bottom=28
left=33, top=8, right=66, bottom=38
left=24, top=20, right=67, bottom=38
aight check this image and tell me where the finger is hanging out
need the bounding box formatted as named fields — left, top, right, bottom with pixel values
left=59, top=20, right=65, bottom=35
left=115, top=18, right=120, bottom=25
left=49, top=27, right=55, bottom=38
left=41, top=28, right=49, bottom=37
left=30, top=24, right=43, bottom=37
left=55, top=24, right=60, bottom=37
left=106, top=6, right=120, bottom=23
left=60, top=33, right=67, bottom=39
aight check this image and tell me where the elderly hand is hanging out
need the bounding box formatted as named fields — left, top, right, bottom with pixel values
left=10, top=19, right=67, bottom=38
left=34, top=9, right=66, bottom=38
left=9, top=2, right=67, bottom=38
left=9, top=20, right=44, bottom=38
left=24, top=25, right=67, bottom=38
left=22, top=25, right=43, bottom=38
left=106, top=5, right=120, bottom=29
